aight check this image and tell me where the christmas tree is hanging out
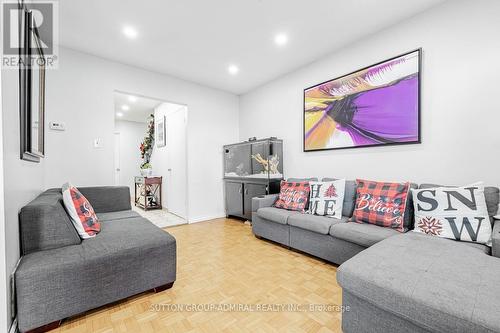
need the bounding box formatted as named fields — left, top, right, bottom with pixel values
left=324, top=184, right=337, bottom=198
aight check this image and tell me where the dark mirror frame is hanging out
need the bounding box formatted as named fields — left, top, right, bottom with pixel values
left=19, top=8, right=45, bottom=162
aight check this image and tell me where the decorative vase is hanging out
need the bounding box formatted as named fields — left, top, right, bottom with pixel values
left=140, top=168, right=152, bottom=177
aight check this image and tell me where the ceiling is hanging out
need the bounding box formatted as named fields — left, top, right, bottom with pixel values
left=60, top=0, right=447, bottom=94
left=113, top=92, right=161, bottom=123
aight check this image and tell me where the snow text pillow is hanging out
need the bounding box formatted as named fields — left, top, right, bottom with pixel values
left=412, top=183, right=491, bottom=245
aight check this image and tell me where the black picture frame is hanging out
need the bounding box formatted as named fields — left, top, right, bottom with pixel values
left=19, top=8, right=46, bottom=162
left=303, top=48, right=422, bottom=152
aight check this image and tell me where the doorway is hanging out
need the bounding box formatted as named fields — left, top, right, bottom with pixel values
left=113, top=91, right=188, bottom=227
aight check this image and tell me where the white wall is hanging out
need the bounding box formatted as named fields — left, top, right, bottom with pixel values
left=45, top=47, right=239, bottom=221
left=1, top=69, right=46, bottom=329
left=114, top=120, right=147, bottom=196
left=239, top=0, right=500, bottom=186
left=0, top=61, right=8, bottom=332
left=150, top=103, right=188, bottom=218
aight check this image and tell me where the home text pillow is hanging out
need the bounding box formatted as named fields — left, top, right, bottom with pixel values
left=274, top=180, right=310, bottom=212
left=62, top=182, right=101, bottom=239
left=412, top=183, right=492, bottom=245
left=351, top=179, right=410, bottom=232
left=308, top=180, right=346, bottom=219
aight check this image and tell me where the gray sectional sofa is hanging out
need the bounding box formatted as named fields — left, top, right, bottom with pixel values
left=16, top=186, right=177, bottom=333
left=252, top=178, right=500, bottom=333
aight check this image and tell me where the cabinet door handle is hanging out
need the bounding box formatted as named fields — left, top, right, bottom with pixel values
left=245, top=188, right=248, bottom=195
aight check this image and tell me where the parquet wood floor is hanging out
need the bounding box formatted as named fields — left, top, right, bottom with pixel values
left=50, top=218, right=343, bottom=333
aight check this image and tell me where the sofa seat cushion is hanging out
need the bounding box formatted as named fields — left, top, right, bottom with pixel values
left=97, top=210, right=141, bottom=222
left=330, top=222, right=399, bottom=248
left=460, top=241, right=491, bottom=254
left=257, top=207, right=300, bottom=225
left=16, top=217, right=176, bottom=332
left=337, top=232, right=500, bottom=333
left=288, top=214, right=348, bottom=235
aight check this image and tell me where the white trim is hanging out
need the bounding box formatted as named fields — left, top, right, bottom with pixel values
left=188, top=214, right=226, bottom=224
left=0, top=49, right=9, bottom=331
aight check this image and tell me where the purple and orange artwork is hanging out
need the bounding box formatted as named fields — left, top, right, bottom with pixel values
left=304, top=50, right=420, bottom=151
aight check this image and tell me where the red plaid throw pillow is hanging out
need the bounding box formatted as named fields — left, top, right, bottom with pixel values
left=274, top=181, right=310, bottom=212
left=351, top=179, right=410, bottom=232
left=62, top=183, right=101, bottom=238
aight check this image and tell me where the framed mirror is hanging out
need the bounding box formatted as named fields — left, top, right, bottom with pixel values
left=20, top=9, right=45, bottom=162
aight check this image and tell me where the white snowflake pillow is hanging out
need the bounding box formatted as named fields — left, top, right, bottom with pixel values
left=412, top=183, right=492, bottom=245
left=308, top=180, right=346, bottom=219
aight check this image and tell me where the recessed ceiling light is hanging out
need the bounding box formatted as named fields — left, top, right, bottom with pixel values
left=274, top=33, right=288, bottom=46
left=116, top=112, right=124, bottom=117
left=228, top=64, right=239, bottom=75
left=128, top=95, right=137, bottom=103
left=122, top=26, right=138, bottom=39
left=121, top=105, right=130, bottom=111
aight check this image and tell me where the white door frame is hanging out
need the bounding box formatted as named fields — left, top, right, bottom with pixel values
left=112, top=90, right=189, bottom=221
left=113, top=132, right=120, bottom=185
left=165, top=106, right=188, bottom=220
left=0, top=60, right=9, bottom=331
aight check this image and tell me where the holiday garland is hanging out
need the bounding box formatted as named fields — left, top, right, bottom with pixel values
left=140, top=114, right=155, bottom=168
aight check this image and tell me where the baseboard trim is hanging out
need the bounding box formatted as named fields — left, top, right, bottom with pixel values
left=188, top=214, right=226, bottom=224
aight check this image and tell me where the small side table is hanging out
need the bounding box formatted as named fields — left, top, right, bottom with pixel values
left=134, top=176, right=162, bottom=210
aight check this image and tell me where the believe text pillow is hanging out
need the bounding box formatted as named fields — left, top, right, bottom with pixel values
left=351, top=179, right=410, bottom=232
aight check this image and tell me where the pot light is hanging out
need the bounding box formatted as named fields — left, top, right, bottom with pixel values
left=116, top=112, right=124, bottom=117
left=228, top=64, right=239, bottom=75
left=274, top=33, right=288, bottom=46
left=121, top=105, right=130, bottom=111
left=122, top=26, right=138, bottom=39
left=128, top=95, right=137, bottom=103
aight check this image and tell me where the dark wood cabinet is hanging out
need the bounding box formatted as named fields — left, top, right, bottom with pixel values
left=225, top=181, right=244, bottom=217
left=134, top=176, right=162, bottom=210
left=243, top=183, right=267, bottom=220
left=224, top=179, right=280, bottom=221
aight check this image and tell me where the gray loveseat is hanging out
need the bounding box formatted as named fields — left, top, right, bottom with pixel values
left=252, top=178, right=500, bottom=332
left=15, top=186, right=177, bottom=333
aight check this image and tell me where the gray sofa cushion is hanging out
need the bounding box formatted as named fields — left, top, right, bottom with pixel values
left=337, top=232, right=500, bottom=333
left=78, top=186, right=132, bottom=213
left=16, top=217, right=176, bottom=332
left=97, top=210, right=141, bottom=222
left=252, top=194, right=279, bottom=212
left=403, top=183, right=418, bottom=230
left=288, top=213, right=348, bottom=234
left=322, top=178, right=357, bottom=217
left=330, top=222, right=400, bottom=248
left=19, top=190, right=81, bottom=255
left=419, top=183, right=499, bottom=217
left=257, top=207, right=299, bottom=225
left=287, top=177, right=318, bottom=182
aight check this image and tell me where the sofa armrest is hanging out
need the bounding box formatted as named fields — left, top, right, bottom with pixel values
left=252, top=194, right=279, bottom=212
left=492, top=219, right=500, bottom=258
left=78, top=186, right=131, bottom=213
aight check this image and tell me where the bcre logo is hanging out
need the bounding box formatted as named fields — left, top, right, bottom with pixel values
left=2, top=0, right=59, bottom=69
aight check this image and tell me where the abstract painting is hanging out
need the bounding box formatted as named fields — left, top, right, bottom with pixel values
left=304, top=49, right=421, bottom=151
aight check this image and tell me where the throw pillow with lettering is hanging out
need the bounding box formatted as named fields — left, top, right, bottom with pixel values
left=307, top=180, right=345, bottom=219
left=274, top=181, right=310, bottom=212
left=412, top=183, right=492, bottom=245
left=351, top=179, right=410, bottom=232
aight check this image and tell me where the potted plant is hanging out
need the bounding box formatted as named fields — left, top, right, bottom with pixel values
left=140, top=162, right=152, bottom=177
